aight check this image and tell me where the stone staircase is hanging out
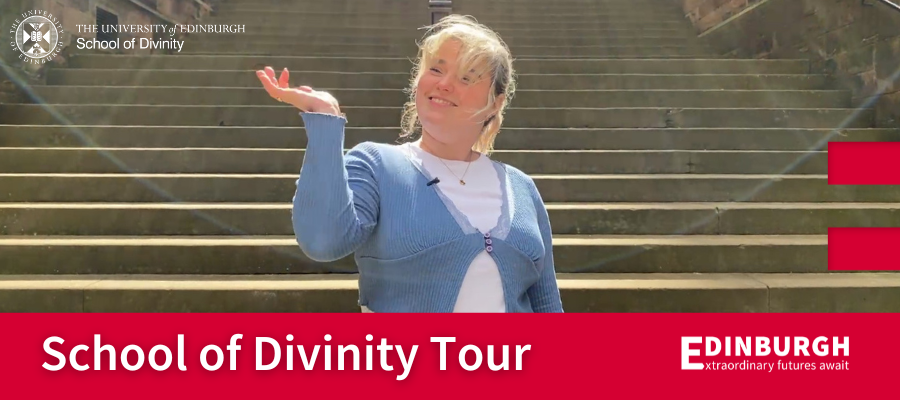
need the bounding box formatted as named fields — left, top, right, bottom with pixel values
left=2, top=0, right=900, bottom=312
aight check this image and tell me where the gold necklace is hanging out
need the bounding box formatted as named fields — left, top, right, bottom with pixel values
left=436, top=151, right=475, bottom=185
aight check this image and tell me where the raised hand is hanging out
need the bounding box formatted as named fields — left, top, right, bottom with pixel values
left=256, top=66, right=342, bottom=116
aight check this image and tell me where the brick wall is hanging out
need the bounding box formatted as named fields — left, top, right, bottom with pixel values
left=685, top=0, right=900, bottom=128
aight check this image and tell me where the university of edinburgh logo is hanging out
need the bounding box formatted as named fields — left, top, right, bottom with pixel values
left=9, top=10, right=64, bottom=64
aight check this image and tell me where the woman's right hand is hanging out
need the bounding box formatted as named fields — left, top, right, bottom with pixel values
left=256, top=66, right=343, bottom=116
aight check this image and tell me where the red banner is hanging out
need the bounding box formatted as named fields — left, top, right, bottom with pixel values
left=0, top=314, right=891, bottom=398
left=828, top=142, right=900, bottom=185
left=828, top=227, right=900, bottom=270
left=827, top=141, right=900, bottom=270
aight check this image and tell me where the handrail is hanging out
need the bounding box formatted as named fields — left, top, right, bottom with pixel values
left=876, top=0, right=900, bottom=12
left=193, top=0, right=212, bottom=13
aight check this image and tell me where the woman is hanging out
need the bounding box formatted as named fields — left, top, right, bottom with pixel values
left=255, top=15, right=563, bottom=313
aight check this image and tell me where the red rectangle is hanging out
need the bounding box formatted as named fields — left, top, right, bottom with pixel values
left=828, top=227, right=900, bottom=270
left=0, top=313, right=894, bottom=399
left=828, top=142, right=900, bottom=184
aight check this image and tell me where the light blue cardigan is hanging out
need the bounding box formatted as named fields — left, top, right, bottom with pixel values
left=292, top=112, right=564, bottom=313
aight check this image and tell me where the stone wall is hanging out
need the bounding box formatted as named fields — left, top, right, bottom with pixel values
left=684, top=0, right=900, bottom=128
left=683, top=0, right=765, bottom=33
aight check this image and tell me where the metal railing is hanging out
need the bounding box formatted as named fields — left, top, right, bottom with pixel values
left=876, top=0, right=900, bottom=12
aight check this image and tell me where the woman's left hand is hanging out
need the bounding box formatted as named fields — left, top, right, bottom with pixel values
left=256, top=66, right=342, bottom=116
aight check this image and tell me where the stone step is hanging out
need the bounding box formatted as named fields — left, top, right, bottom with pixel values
left=215, top=0, right=658, bottom=10
left=180, top=52, right=710, bottom=60
left=202, top=25, right=691, bottom=37
left=6, top=272, right=897, bottom=312
left=186, top=26, right=423, bottom=38
left=213, top=2, right=425, bottom=8
left=4, top=126, right=892, bottom=150
left=180, top=43, right=708, bottom=58
left=0, top=234, right=830, bottom=274
left=186, top=25, right=694, bottom=38
left=0, top=104, right=873, bottom=128
left=0, top=173, right=894, bottom=202
left=218, top=0, right=426, bottom=4
left=447, top=2, right=675, bottom=10
left=194, top=34, right=696, bottom=47
left=206, top=17, right=689, bottom=29
left=463, top=13, right=687, bottom=22
left=181, top=49, right=710, bottom=59
left=220, top=0, right=633, bottom=4
left=217, top=0, right=665, bottom=7
left=453, top=0, right=666, bottom=3
left=452, top=4, right=673, bottom=11
left=213, top=6, right=675, bottom=15
left=212, top=0, right=428, bottom=12
left=208, top=10, right=683, bottom=22
left=469, top=15, right=685, bottom=23
left=186, top=34, right=695, bottom=48
left=3, top=202, right=896, bottom=236
left=451, top=0, right=672, bottom=5
left=0, top=148, right=828, bottom=174
left=452, top=7, right=684, bottom=15
left=204, top=10, right=431, bottom=19
left=209, top=8, right=430, bottom=15
left=28, top=87, right=848, bottom=108
left=67, top=55, right=810, bottom=74
left=454, top=6, right=681, bottom=14
left=47, top=69, right=828, bottom=90
left=452, top=0, right=679, bottom=6
left=208, top=9, right=431, bottom=18
left=206, top=8, right=683, bottom=18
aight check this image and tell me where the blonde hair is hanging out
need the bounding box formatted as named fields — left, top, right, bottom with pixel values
left=399, top=14, right=516, bottom=156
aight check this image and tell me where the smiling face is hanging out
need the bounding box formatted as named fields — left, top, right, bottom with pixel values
left=415, top=40, right=502, bottom=149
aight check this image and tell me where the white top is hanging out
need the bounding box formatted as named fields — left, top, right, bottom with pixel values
left=361, top=140, right=506, bottom=312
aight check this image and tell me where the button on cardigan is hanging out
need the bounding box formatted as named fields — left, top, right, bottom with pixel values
left=292, top=112, right=564, bottom=313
